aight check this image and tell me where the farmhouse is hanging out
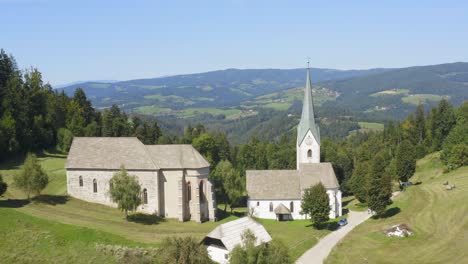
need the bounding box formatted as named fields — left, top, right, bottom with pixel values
left=65, top=137, right=216, bottom=222
left=246, top=67, right=342, bottom=220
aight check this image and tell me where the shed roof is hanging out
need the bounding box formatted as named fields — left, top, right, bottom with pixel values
left=204, top=217, right=272, bottom=251
left=145, top=144, right=210, bottom=169
left=65, top=137, right=158, bottom=170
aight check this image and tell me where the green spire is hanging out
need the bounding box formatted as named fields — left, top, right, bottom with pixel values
left=297, top=66, right=320, bottom=145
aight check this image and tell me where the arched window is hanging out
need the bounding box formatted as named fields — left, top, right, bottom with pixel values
left=290, top=201, right=294, bottom=212
left=93, top=179, right=97, bottom=193
left=143, top=188, right=148, bottom=204
left=257, top=201, right=260, bottom=206
left=269, top=202, right=273, bottom=212
left=79, top=176, right=83, bottom=187
left=199, top=181, right=205, bottom=202
left=307, top=149, right=312, bottom=158
left=187, top=182, right=192, bottom=201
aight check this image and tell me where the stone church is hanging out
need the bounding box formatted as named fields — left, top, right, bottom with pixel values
left=66, top=137, right=216, bottom=222
left=246, top=67, right=342, bottom=220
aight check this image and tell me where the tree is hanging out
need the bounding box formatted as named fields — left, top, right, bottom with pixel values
left=395, top=140, right=416, bottom=183
left=0, top=173, right=7, bottom=196
left=14, top=153, right=48, bottom=199
left=158, top=236, right=213, bottom=264
left=301, top=182, right=330, bottom=227
left=349, top=161, right=371, bottom=203
left=108, top=165, right=142, bottom=219
left=57, top=128, right=73, bottom=152
left=230, top=229, right=291, bottom=264
left=367, top=154, right=392, bottom=216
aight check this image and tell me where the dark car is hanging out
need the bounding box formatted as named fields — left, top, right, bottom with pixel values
left=338, top=218, right=348, bottom=226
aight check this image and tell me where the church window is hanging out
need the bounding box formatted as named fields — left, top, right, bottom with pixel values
left=93, top=179, right=97, bottom=193
left=199, top=181, right=205, bottom=202
left=79, top=176, right=83, bottom=187
left=187, top=182, right=192, bottom=201
left=269, top=202, right=273, bottom=212
left=257, top=201, right=259, bottom=206
left=307, top=149, right=312, bottom=158
left=143, top=188, right=148, bottom=204
left=290, top=201, right=294, bottom=212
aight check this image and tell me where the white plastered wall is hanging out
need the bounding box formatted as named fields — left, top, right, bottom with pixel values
left=297, top=130, right=320, bottom=169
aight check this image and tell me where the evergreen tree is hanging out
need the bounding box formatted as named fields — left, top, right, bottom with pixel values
left=349, top=161, right=371, bottom=203
left=301, top=182, right=330, bottom=227
left=108, top=165, right=142, bottom=219
left=14, top=153, right=49, bottom=200
left=395, top=140, right=416, bottom=183
left=367, top=153, right=392, bottom=216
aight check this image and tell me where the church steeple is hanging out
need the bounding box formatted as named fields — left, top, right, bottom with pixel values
left=297, top=64, right=320, bottom=146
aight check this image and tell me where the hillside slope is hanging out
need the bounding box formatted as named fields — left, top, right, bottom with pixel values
left=326, top=153, right=468, bottom=263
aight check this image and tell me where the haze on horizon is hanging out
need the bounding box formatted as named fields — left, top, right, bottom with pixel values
left=1, top=0, right=467, bottom=85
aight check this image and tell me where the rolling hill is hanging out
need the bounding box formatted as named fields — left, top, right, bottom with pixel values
left=58, top=63, right=468, bottom=120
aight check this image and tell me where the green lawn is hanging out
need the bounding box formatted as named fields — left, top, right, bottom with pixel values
left=358, top=122, right=384, bottom=130
left=0, top=151, right=331, bottom=261
left=326, top=153, right=468, bottom=264
left=401, top=94, right=450, bottom=105
left=370, top=89, right=409, bottom=97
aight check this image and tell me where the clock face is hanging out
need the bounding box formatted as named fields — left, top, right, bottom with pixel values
left=305, top=136, right=313, bottom=146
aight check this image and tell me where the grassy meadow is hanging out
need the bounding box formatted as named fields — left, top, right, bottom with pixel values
left=326, top=153, right=468, bottom=264
left=0, top=151, right=332, bottom=262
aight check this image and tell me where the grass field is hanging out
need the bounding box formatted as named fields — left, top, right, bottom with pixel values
left=0, top=151, right=332, bottom=261
left=358, top=122, right=384, bottom=130
left=401, top=94, right=450, bottom=105
left=326, top=153, right=468, bottom=264
left=370, top=89, right=409, bottom=97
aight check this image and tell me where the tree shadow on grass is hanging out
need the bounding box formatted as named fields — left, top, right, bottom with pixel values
left=0, top=199, right=30, bottom=208
left=372, top=207, right=401, bottom=219
left=306, top=221, right=340, bottom=231
left=216, top=209, right=246, bottom=221
left=33, top=195, right=70, bottom=205
left=342, top=198, right=355, bottom=207
left=127, top=213, right=166, bottom=225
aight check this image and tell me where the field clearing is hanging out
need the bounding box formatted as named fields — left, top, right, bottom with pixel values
left=370, top=89, right=409, bottom=97
left=0, top=152, right=332, bottom=261
left=401, top=94, right=450, bottom=105
left=326, top=153, right=468, bottom=264
left=358, top=122, right=384, bottom=130
left=134, top=105, right=173, bottom=115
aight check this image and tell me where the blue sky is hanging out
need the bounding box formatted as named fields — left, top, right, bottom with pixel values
left=1, top=0, right=467, bottom=85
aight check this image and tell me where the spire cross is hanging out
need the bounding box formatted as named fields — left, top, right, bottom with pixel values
left=306, top=57, right=311, bottom=69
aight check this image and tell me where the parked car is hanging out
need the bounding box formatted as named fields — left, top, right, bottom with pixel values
left=338, top=218, right=348, bottom=226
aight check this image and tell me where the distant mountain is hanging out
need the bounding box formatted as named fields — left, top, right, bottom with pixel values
left=53, top=80, right=119, bottom=89
left=58, top=63, right=468, bottom=119
left=58, top=67, right=389, bottom=113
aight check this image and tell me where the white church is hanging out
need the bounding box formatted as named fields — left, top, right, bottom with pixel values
left=246, top=67, right=342, bottom=220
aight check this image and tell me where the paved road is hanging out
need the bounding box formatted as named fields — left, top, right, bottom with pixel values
left=296, top=192, right=401, bottom=264
left=296, top=210, right=371, bottom=264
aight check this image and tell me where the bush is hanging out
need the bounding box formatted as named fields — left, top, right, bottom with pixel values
left=0, top=173, right=7, bottom=196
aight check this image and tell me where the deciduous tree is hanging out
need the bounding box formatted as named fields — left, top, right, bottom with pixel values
left=14, top=153, right=48, bottom=199
left=301, top=182, right=330, bottom=227
left=108, top=165, right=142, bottom=219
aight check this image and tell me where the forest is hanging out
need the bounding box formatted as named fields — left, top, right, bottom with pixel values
left=1, top=49, right=467, bottom=212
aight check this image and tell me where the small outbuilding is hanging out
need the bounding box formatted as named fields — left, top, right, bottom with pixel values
left=202, top=217, right=272, bottom=264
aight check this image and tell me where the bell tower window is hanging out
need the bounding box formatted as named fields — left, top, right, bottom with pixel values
left=307, top=149, right=312, bottom=158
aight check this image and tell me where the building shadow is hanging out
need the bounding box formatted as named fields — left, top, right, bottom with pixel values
left=33, top=195, right=70, bottom=205
left=341, top=198, right=355, bottom=207
left=0, top=199, right=30, bottom=208
left=127, top=213, right=166, bottom=225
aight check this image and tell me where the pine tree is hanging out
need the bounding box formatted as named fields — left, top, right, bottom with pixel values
left=395, top=140, right=416, bottom=183
left=367, top=153, right=392, bottom=216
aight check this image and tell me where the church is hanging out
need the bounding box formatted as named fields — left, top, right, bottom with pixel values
left=65, top=137, right=216, bottom=222
left=246, top=67, right=342, bottom=220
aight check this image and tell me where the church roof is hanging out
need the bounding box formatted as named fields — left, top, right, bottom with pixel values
left=299, top=163, right=339, bottom=189
left=66, top=137, right=158, bottom=170
left=204, top=217, right=272, bottom=251
left=297, top=67, right=320, bottom=145
left=246, top=170, right=301, bottom=199
left=145, top=144, right=210, bottom=169
left=246, top=163, right=339, bottom=200
left=66, top=137, right=210, bottom=170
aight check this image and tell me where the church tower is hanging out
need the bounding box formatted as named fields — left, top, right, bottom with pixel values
left=297, top=65, right=320, bottom=169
